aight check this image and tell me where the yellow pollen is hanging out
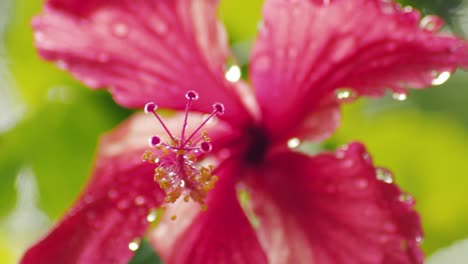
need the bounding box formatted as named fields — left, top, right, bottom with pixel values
left=171, top=215, right=177, bottom=221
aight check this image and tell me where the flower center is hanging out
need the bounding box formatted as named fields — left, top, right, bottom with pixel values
left=142, top=91, right=225, bottom=210
left=244, top=126, right=271, bottom=165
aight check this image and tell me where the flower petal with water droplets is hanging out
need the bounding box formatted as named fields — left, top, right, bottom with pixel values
left=250, top=0, right=468, bottom=140
left=247, top=142, right=423, bottom=264
left=33, top=0, right=251, bottom=125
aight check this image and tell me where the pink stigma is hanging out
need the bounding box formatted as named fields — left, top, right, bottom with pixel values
left=142, top=91, right=224, bottom=209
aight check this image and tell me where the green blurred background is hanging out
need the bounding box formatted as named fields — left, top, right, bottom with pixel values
left=0, top=0, right=467, bottom=263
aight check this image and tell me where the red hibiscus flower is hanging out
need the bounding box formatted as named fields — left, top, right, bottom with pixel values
left=21, top=0, right=468, bottom=263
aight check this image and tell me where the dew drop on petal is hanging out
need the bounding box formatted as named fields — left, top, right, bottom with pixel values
left=117, top=199, right=131, bottom=210
left=335, top=88, right=357, bottom=102
left=97, top=53, right=109, bottom=63
left=112, top=22, right=129, bottom=38
left=376, top=168, right=394, bottom=184
left=432, top=71, right=451, bottom=86
left=355, top=178, right=368, bottom=189
left=83, top=78, right=99, bottom=87
left=147, top=208, right=158, bottom=222
left=225, top=65, right=241, bottom=82
left=392, top=92, right=407, bottom=101
left=108, top=189, right=118, bottom=200
left=151, top=18, right=168, bottom=35
left=287, top=137, right=301, bottom=149
left=56, top=60, right=68, bottom=70
left=128, top=238, right=141, bottom=251
left=134, top=196, right=146, bottom=206
left=415, top=235, right=423, bottom=243
left=399, top=193, right=413, bottom=202
left=34, top=31, right=45, bottom=42
left=84, top=194, right=93, bottom=204
left=419, top=15, right=444, bottom=32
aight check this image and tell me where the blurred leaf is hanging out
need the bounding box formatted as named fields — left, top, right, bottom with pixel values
left=0, top=88, right=130, bottom=219
left=411, top=71, right=468, bottom=129
left=4, top=0, right=79, bottom=109
left=129, top=239, right=163, bottom=264
left=427, top=238, right=468, bottom=264
left=219, top=0, right=263, bottom=42
left=397, top=0, right=464, bottom=34
left=328, top=101, right=468, bottom=254
left=0, top=235, right=15, bottom=264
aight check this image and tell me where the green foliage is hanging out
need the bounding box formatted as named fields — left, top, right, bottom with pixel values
left=0, top=88, right=130, bottom=218
left=129, top=240, right=163, bottom=264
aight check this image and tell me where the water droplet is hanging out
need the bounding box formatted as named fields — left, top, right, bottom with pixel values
left=392, top=93, right=407, bottom=101
left=147, top=209, right=158, bottom=222
left=84, top=194, right=93, bottom=204
left=108, top=189, right=118, bottom=200
left=112, top=22, right=129, bottom=38
left=335, top=88, right=357, bottom=102
left=97, top=53, right=109, bottom=63
left=415, top=235, right=423, bottom=243
left=117, top=199, right=130, bottom=210
left=383, top=221, right=396, bottom=232
left=399, top=193, right=413, bottom=202
left=225, top=65, right=241, bottom=82
left=128, top=238, right=141, bottom=251
left=134, top=196, right=146, bottom=206
left=379, top=1, right=395, bottom=14
left=402, top=6, right=413, bottom=13
left=253, top=56, right=271, bottom=72
left=420, top=15, right=443, bottom=32
left=151, top=18, right=168, bottom=35
left=83, top=78, right=99, bottom=87
left=376, top=168, right=394, bottom=184
left=34, top=31, right=45, bottom=42
left=219, top=148, right=231, bottom=159
left=287, top=137, right=301, bottom=149
left=355, top=178, right=368, bottom=189
left=56, top=60, right=68, bottom=70
left=361, top=153, right=371, bottom=161
left=432, top=71, right=451, bottom=86
left=180, top=180, right=185, bottom=188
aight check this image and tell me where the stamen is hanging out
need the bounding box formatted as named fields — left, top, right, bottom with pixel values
left=142, top=91, right=224, bottom=209
left=185, top=102, right=225, bottom=144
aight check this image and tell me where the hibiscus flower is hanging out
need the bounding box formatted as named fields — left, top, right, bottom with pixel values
left=21, top=0, right=468, bottom=263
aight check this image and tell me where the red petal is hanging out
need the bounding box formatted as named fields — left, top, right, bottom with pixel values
left=20, top=114, right=164, bottom=264
left=247, top=143, right=423, bottom=264
left=33, top=0, right=251, bottom=125
left=150, top=159, right=268, bottom=264
left=250, top=0, right=468, bottom=139
left=20, top=112, right=238, bottom=264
